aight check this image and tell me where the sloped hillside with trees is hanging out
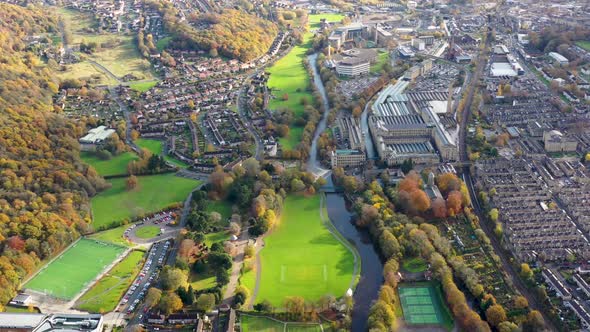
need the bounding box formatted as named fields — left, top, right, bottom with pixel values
left=0, top=3, right=107, bottom=308
left=149, top=0, right=277, bottom=62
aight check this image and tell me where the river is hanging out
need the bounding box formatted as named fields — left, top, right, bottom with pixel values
left=307, top=53, right=383, bottom=330
left=306, top=53, right=330, bottom=175
left=324, top=179, right=383, bottom=332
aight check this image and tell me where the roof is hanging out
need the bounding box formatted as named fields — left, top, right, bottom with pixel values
left=549, top=52, right=568, bottom=62
left=79, top=126, right=115, bottom=144
left=0, top=313, right=46, bottom=328
left=335, top=149, right=364, bottom=155
left=490, top=62, right=517, bottom=77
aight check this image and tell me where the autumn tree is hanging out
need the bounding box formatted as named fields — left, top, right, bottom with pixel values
left=409, top=189, right=430, bottom=212
left=485, top=304, right=507, bottom=328
left=158, top=292, right=183, bottom=315
left=126, top=175, right=138, bottom=191
left=432, top=198, right=447, bottom=218
left=145, top=287, right=162, bottom=308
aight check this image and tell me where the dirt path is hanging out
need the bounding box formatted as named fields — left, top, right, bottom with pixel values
left=222, top=230, right=250, bottom=305
left=246, top=236, right=265, bottom=309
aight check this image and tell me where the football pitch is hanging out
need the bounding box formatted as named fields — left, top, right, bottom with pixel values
left=24, top=239, right=125, bottom=300
left=398, top=282, right=453, bottom=329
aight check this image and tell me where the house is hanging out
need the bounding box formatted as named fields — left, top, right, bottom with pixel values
left=79, top=126, right=115, bottom=151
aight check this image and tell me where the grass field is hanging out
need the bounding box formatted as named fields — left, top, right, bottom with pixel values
left=206, top=200, right=233, bottom=221
left=398, top=282, right=453, bottom=330
left=190, top=231, right=229, bottom=290
left=268, top=13, right=344, bottom=150
left=81, top=151, right=138, bottom=177
left=89, top=225, right=130, bottom=247
left=56, top=61, right=118, bottom=86
left=402, top=257, right=428, bottom=273
left=156, top=37, right=173, bottom=51
left=135, top=225, right=160, bottom=239
left=576, top=41, right=590, bottom=52
left=136, top=138, right=188, bottom=168
left=24, top=239, right=125, bottom=300
left=91, top=173, right=200, bottom=230
left=129, top=81, right=158, bottom=92
left=76, top=250, right=144, bottom=312
left=371, top=50, right=390, bottom=74
left=241, top=195, right=353, bottom=306
left=240, top=315, right=326, bottom=332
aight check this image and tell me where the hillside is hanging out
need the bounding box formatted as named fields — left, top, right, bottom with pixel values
left=0, top=3, right=107, bottom=308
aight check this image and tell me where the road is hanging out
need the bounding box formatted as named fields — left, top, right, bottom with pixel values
left=457, top=20, right=558, bottom=332
left=236, top=77, right=263, bottom=160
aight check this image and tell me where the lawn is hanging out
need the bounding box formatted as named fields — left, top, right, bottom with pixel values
left=135, top=225, right=160, bottom=239
left=576, top=41, right=590, bottom=52
left=371, top=50, right=390, bottom=74
left=241, top=195, right=354, bottom=307
left=190, top=271, right=217, bottom=291
left=129, top=81, right=158, bottom=92
left=56, top=61, right=118, bottom=86
left=156, top=37, right=173, bottom=51
left=308, top=13, right=345, bottom=29
left=89, top=224, right=131, bottom=247
left=91, top=173, right=200, bottom=230
left=267, top=14, right=344, bottom=150
left=24, top=239, right=125, bottom=300
left=204, top=231, right=230, bottom=248
left=402, top=257, right=428, bottom=273
left=76, top=250, right=145, bottom=312
left=206, top=200, right=234, bottom=221
left=240, top=315, right=327, bottom=332
left=398, top=282, right=454, bottom=330
left=136, top=138, right=188, bottom=168
left=81, top=151, right=138, bottom=177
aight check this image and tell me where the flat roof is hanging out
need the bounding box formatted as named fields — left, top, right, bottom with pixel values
left=0, top=313, right=46, bottom=328
left=490, top=62, right=517, bottom=77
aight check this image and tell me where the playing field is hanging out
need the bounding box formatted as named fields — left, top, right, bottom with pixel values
left=268, top=14, right=343, bottom=150
left=240, top=315, right=326, bottom=332
left=241, top=195, right=354, bottom=306
left=24, top=239, right=125, bottom=300
left=76, top=250, right=144, bottom=312
left=91, top=173, right=199, bottom=230
left=398, top=283, right=453, bottom=329
left=136, top=139, right=188, bottom=168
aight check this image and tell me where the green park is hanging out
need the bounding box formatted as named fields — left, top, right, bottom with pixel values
left=76, top=250, right=144, bottom=312
left=241, top=195, right=354, bottom=306
left=24, top=239, right=126, bottom=300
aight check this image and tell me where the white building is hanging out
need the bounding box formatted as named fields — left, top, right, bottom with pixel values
left=79, top=126, right=115, bottom=151
left=549, top=52, right=569, bottom=65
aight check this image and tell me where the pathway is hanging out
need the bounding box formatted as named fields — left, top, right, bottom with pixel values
left=246, top=236, right=266, bottom=309
left=222, top=230, right=250, bottom=305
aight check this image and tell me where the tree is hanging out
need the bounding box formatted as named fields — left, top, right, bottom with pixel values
left=513, top=295, right=528, bottom=309
left=194, top=293, right=215, bottom=312
left=126, top=175, right=138, bottom=191
left=523, top=310, right=545, bottom=331
left=158, top=292, right=183, bottom=315
left=145, top=287, right=162, bottom=308
left=519, top=263, right=533, bottom=280
left=488, top=208, right=499, bottom=222
left=410, top=190, right=430, bottom=212
left=284, top=296, right=305, bottom=318
left=254, top=300, right=273, bottom=312
left=432, top=198, right=447, bottom=218
left=485, top=304, right=507, bottom=328
left=368, top=300, right=395, bottom=329
left=242, top=158, right=260, bottom=177
left=446, top=190, right=463, bottom=215
left=229, top=222, right=241, bottom=235
left=498, top=321, right=519, bottom=332
left=160, top=267, right=188, bottom=291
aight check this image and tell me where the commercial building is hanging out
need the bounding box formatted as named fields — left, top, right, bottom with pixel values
left=549, top=52, right=569, bottom=65
left=329, top=48, right=378, bottom=77
left=369, top=66, right=459, bottom=166
left=79, top=125, right=115, bottom=151
left=330, top=149, right=366, bottom=169
left=328, top=23, right=366, bottom=50
left=543, top=130, right=578, bottom=153
left=0, top=313, right=103, bottom=332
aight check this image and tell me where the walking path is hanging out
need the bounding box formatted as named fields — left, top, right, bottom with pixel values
left=246, top=236, right=266, bottom=309
left=222, top=230, right=250, bottom=305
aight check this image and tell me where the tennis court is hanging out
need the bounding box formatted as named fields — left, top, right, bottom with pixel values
left=398, top=282, right=453, bottom=328
left=24, top=239, right=126, bottom=300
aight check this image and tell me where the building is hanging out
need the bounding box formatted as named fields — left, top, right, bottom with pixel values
left=543, top=130, right=578, bottom=153
left=567, top=300, right=590, bottom=330
left=10, top=294, right=32, bottom=306
left=0, top=313, right=103, bottom=332
left=573, top=274, right=590, bottom=298
left=398, top=45, right=415, bottom=58
left=542, top=268, right=572, bottom=300
left=330, top=149, right=366, bottom=169
left=549, top=52, right=569, bottom=65
left=79, top=125, right=115, bottom=151
left=330, top=48, right=378, bottom=77
left=328, top=23, right=366, bottom=50
left=337, top=117, right=364, bottom=150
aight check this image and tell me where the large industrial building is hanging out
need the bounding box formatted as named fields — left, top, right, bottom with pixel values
left=327, top=48, right=378, bottom=77
left=0, top=313, right=103, bottom=332
left=369, top=62, right=459, bottom=166
left=79, top=126, right=115, bottom=151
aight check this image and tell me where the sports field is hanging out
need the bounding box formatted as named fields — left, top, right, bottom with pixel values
left=240, top=314, right=326, bottom=332
left=24, top=239, right=125, bottom=300
left=81, top=151, right=138, bottom=176
left=267, top=13, right=343, bottom=150
left=398, top=282, right=453, bottom=329
left=91, top=173, right=200, bottom=230
left=241, top=195, right=354, bottom=306
left=76, top=250, right=144, bottom=312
